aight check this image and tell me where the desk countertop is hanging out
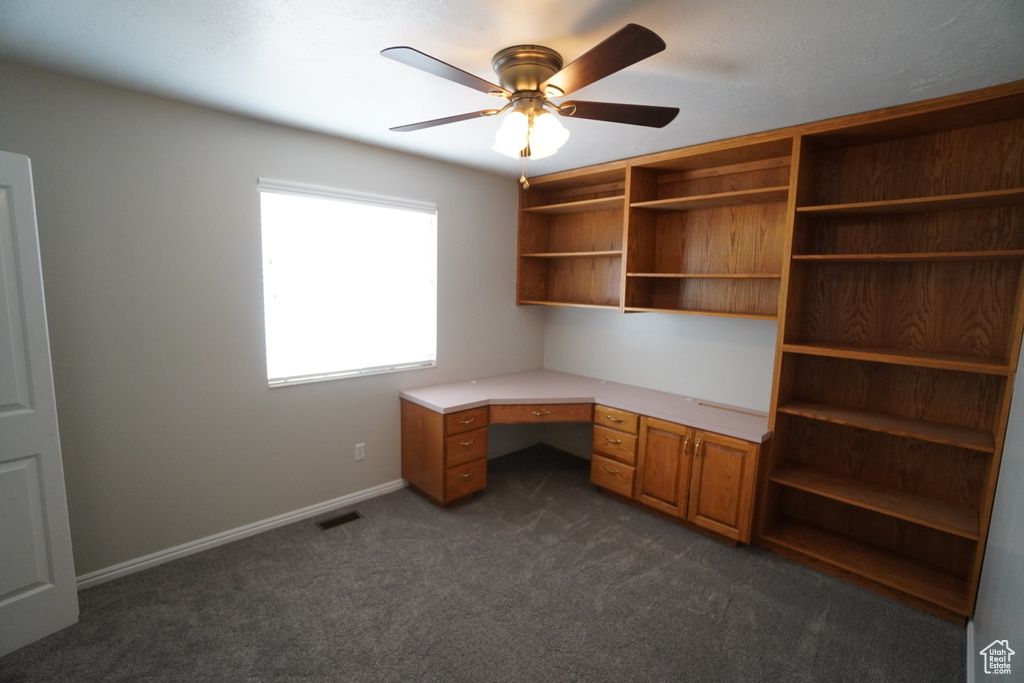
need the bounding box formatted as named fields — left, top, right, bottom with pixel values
left=399, top=369, right=770, bottom=443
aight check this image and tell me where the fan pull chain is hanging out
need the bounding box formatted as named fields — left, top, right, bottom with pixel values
left=520, top=156, right=530, bottom=189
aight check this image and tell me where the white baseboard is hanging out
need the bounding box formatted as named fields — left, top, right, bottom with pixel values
left=76, top=479, right=408, bottom=590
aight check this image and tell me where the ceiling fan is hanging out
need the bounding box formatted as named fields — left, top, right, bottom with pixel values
left=381, top=24, right=679, bottom=162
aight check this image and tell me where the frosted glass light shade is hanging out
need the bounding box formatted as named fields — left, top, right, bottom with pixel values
left=526, top=111, right=570, bottom=160
left=492, top=110, right=530, bottom=158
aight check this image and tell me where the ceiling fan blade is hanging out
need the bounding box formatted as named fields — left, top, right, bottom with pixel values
left=382, top=46, right=511, bottom=98
left=558, top=100, right=679, bottom=128
left=540, top=24, right=666, bottom=97
left=389, top=109, right=503, bottom=132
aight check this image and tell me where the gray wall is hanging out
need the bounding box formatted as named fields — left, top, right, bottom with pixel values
left=969, top=345, right=1024, bottom=681
left=543, top=307, right=778, bottom=412
left=0, top=61, right=545, bottom=575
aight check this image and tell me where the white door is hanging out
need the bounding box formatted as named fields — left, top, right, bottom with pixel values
left=0, top=151, right=78, bottom=656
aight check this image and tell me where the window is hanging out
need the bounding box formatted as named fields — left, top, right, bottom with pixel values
left=258, top=179, right=437, bottom=387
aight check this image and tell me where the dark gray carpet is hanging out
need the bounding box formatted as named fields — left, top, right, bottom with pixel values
left=1, top=444, right=965, bottom=682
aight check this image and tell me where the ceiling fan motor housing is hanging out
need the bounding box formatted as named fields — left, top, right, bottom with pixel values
left=492, top=45, right=563, bottom=95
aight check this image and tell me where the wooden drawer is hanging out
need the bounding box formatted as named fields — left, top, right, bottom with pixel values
left=593, top=404, right=639, bottom=434
left=592, top=425, right=637, bottom=465
left=445, top=427, right=487, bottom=468
left=445, top=458, right=486, bottom=501
left=590, top=454, right=635, bottom=498
left=444, top=407, right=488, bottom=436
left=489, top=403, right=593, bottom=424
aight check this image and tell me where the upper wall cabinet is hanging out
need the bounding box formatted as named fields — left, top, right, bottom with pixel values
left=516, top=137, right=794, bottom=318
left=624, top=138, right=791, bottom=319
left=516, top=164, right=627, bottom=309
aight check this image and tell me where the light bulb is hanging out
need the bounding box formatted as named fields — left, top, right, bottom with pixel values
left=492, top=111, right=529, bottom=158
left=526, top=111, right=570, bottom=160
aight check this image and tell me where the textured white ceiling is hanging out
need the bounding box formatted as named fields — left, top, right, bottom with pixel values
left=1, top=0, right=1022, bottom=177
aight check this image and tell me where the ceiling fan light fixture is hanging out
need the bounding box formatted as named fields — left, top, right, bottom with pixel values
left=525, top=110, right=570, bottom=160
left=492, top=110, right=530, bottom=158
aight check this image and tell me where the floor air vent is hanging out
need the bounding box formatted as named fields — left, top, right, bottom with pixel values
left=317, top=511, right=361, bottom=530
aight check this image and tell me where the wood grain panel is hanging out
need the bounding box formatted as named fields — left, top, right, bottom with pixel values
left=400, top=400, right=445, bottom=503
left=592, top=425, right=638, bottom=465
left=444, top=407, right=489, bottom=436
left=542, top=256, right=621, bottom=307
left=778, top=415, right=989, bottom=509
left=488, top=403, right=592, bottom=424
left=782, top=353, right=1005, bottom=431
left=656, top=164, right=791, bottom=201
left=777, top=488, right=976, bottom=578
left=630, top=277, right=779, bottom=318
left=687, top=431, right=757, bottom=541
left=647, top=203, right=787, bottom=275
left=445, top=427, right=487, bottom=468
left=796, top=206, right=1024, bottom=257
left=760, top=517, right=971, bottom=616
left=791, top=260, right=1019, bottom=361
left=590, top=454, right=635, bottom=498
left=593, top=404, right=640, bottom=434
left=807, top=116, right=1024, bottom=205
left=444, top=458, right=486, bottom=501
left=635, top=417, right=693, bottom=517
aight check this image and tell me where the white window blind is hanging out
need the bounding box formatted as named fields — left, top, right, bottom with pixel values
left=259, top=179, right=437, bottom=387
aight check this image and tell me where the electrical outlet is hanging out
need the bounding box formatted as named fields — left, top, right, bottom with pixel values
left=355, top=443, right=365, bottom=461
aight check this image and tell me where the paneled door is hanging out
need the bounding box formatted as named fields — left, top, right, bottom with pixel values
left=0, top=151, right=78, bottom=656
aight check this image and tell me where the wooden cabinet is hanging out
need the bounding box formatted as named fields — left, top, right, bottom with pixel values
left=401, top=400, right=487, bottom=506
left=634, top=417, right=693, bottom=516
left=624, top=139, right=791, bottom=318
left=688, top=431, right=758, bottom=541
left=517, top=164, right=627, bottom=309
left=757, top=83, right=1024, bottom=622
left=517, top=137, right=794, bottom=318
left=589, top=404, right=639, bottom=498
left=631, top=417, right=760, bottom=542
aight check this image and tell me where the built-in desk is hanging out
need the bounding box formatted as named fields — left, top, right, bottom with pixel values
left=400, top=370, right=770, bottom=543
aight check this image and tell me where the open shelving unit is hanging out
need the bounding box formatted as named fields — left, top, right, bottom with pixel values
left=515, top=80, right=1024, bottom=623
left=516, top=137, right=794, bottom=318
left=757, top=84, right=1024, bottom=623
left=516, top=164, right=627, bottom=308
left=623, top=138, right=791, bottom=319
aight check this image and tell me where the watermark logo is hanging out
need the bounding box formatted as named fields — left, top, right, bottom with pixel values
left=980, top=639, right=1015, bottom=675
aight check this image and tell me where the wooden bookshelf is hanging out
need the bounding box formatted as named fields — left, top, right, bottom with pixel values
left=776, top=401, right=995, bottom=452
left=760, top=82, right=1024, bottom=623
left=770, top=464, right=980, bottom=539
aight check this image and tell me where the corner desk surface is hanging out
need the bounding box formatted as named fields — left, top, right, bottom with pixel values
left=399, top=369, right=770, bottom=444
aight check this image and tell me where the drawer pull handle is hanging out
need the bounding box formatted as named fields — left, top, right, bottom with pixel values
left=532, top=410, right=551, bottom=416
left=683, top=434, right=691, bottom=456
left=605, top=437, right=622, bottom=444
left=605, top=415, right=624, bottom=423
left=460, top=471, right=475, bottom=478
left=459, top=439, right=475, bottom=446
left=602, top=465, right=619, bottom=474
left=695, top=436, right=703, bottom=458
left=459, top=418, right=476, bottom=425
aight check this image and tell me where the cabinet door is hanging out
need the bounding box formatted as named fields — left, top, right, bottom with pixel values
left=634, top=417, right=693, bottom=517
left=687, top=430, right=758, bottom=542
